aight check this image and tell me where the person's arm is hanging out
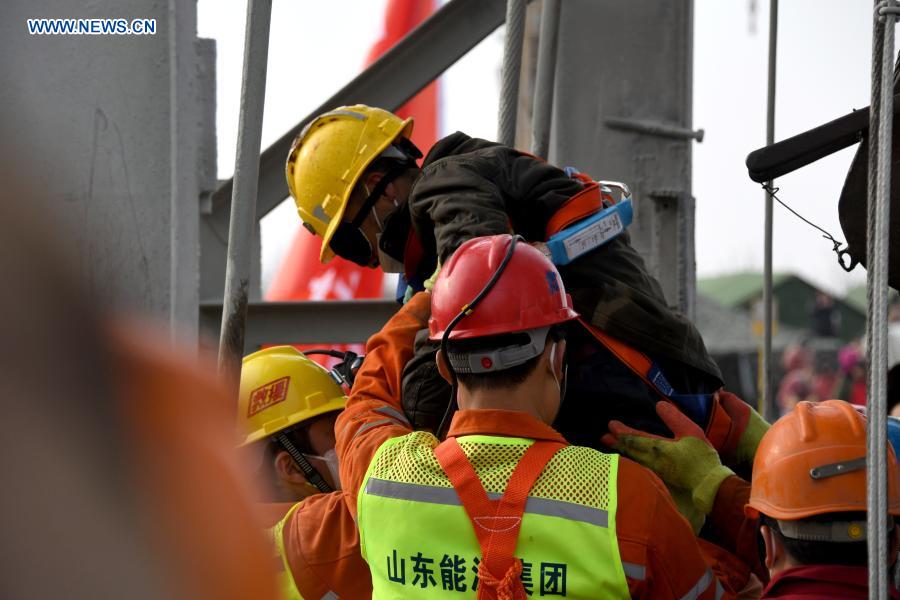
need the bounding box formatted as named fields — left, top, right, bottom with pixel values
left=409, top=150, right=582, bottom=263
left=280, top=492, right=372, bottom=600
left=616, top=459, right=734, bottom=599
left=410, top=159, right=511, bottom=263
left=334, top=291, right=431, bottom=518
left=707, top=475, right=765, bottom=581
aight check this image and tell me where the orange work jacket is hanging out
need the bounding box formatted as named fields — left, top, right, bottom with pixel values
left=336, top=292, right=735, bottom=599
left=259, top=493, right=373, bottom=599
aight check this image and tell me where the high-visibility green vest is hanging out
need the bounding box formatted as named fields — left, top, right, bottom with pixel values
left=358, top=432, right=630, bottom=599
left=268, top=503, right=304, bottom=600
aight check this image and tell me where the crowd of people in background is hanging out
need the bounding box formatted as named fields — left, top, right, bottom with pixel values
left=776, top=298, right=900, bottom=417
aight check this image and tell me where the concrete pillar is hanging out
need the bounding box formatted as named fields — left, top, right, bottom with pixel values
left=549, top=0, right=696, bottom=316
left=0, top=0, right=216, bottom=341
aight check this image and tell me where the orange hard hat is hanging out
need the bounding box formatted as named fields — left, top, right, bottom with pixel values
left=428, top=235, right=579, bottom=341
left=747, top=399, right=900, bottom=520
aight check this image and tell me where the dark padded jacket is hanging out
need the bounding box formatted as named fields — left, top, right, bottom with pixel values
left=399, top=132, right=722, bottom=433
left=405, top=132, right=720, bottom=375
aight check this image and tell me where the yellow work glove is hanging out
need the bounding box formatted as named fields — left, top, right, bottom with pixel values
left=423, top=262, right=441, bottom=291
left=717, top=390, right=770, bottom=467
left=602, top=402, right=735, bottom=528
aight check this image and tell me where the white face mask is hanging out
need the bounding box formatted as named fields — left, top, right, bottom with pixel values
left=308, top=448, right=342, bottom=491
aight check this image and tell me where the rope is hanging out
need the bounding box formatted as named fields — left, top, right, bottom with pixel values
left=868, top=3, right=893, bottom=598
left=478, top=558, right=525, bottom=600
left=498, top=0, right=526, bottom=147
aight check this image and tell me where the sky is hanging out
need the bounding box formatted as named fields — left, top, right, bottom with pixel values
left=198, top=0, right=890, bottom=297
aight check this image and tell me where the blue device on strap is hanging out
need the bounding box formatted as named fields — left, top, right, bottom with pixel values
left=544, top=197, right=633, bottom=266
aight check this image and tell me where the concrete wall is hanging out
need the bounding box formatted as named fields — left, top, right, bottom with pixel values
left=550, top=0, right=696, bottom=316
left=0, top=0, right=216, bottom=340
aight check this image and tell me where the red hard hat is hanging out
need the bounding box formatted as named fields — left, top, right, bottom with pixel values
left=428, top=235, right=579, bottom=340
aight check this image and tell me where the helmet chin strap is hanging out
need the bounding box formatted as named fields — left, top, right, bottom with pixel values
left=364, top=183, right=399, bottom=232
left=437, top=236, right=523, bottom=438
left=350, top=163, right=408, bottom=230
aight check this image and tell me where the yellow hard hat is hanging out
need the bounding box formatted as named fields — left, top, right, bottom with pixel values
left=285, top=105, right=413, bottom=263
left=237, top=346, right=346, bottom=447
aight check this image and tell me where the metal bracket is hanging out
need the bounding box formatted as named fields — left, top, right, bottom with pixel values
left=809, top=456, right=867, bottom=480
left=648, top=188, right=687, bottom=201
left=878, top=1, right=900, bottom=19
left=605, top=116, right=704, bottom=142
left=199, top=191, right=213, bottom=215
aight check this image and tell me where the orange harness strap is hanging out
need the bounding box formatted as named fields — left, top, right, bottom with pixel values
left=578, top=317, right=734, bottom=449
left=434, top=438, right=565, bottom=600
left=578, top=317, right=670, bottom=401
left=545, top=173, right=618, bottom=239
left=545, top=183, right=602, bottom=239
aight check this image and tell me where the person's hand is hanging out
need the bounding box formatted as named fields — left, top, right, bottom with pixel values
left=717, top=390, right=770, bottom=466
left=602, top=402, right=734, bottom=521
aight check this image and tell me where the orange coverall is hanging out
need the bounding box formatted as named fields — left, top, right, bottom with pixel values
left=336, top=292, right=736, bottom=599
left=257, top=494, right=373, bottom=599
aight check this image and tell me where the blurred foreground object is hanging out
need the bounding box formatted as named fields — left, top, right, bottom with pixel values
left=0, top=169, right=277, bottom=600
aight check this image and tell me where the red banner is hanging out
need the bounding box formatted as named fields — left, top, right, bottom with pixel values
left=266, top=0, right=439, bottom=364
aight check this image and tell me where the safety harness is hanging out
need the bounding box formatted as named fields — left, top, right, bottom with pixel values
left=540, top=170, right=634, bottom=266
left=434, top=437, right=566, bottom=600
left=580, top=320, right=734, bottom=453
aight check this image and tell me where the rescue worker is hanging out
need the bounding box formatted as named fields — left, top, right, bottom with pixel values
left=606, top=399, right=900, bottom=598
left=285, top=105, right=753, bottom=453
left=749, top=400, right=900, bottom=598
left=337, top=234, right=733, bottom=599
left=238, top=346, right=372, bottom=599
left=604, top=399, right=769, bottom=594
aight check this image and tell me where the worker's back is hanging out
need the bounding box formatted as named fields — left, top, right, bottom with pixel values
left=358, top=430, right=629, bottom=598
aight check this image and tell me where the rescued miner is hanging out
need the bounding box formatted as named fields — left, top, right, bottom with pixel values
left=238, top=346, right=373, bottom=599
left=285, top=105, right=758, bottom=464
left=336, top=234, right=733, bottom=599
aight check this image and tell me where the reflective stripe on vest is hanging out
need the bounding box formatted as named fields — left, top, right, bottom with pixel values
left=358, top=432, right=630, bottom=598
left=269, top=502, right=305, bottom=600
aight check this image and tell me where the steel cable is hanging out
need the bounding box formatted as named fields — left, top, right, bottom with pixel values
left=868, top=3, right=893, bottom=598
left=498, top=0, right=526, bottom=147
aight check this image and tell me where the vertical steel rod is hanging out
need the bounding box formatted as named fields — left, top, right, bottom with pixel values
left=531, top=0, right=561, bottom=158
left=762, top=0, right=778, bottom=421
left=217, top=0, right=273, bottom=385
left=498, top=0, right=526, bottom=147
left=868, top=3, right=893, bottom=598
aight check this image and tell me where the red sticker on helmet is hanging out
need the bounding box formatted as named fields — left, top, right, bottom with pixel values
left=247, top=376, right=290, bottom=417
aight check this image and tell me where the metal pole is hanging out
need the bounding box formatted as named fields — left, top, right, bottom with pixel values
left=868, top=3, right=893, bottom=598
left=762, top=0, right=778, bottom=422
left=498, top=0, right=526, bottom=147
left=531, top=0, right=561, bottom=158
left=217, top=0, right=273, bottom=386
